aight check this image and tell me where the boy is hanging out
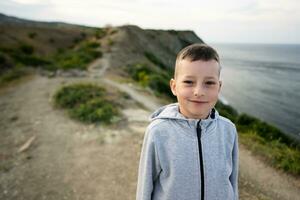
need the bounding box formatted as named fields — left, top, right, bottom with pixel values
left=136, top=43, right=239, bottom=200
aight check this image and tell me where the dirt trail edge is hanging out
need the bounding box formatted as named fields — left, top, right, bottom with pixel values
left=0, top=53, right=299, bottom=200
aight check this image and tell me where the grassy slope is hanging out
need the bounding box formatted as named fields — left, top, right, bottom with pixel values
left=0, top=13, right=106, bottom=85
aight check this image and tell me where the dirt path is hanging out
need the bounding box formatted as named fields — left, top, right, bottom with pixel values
left=0, top=74, right=149, bottom=200
left=0, top=53, right=299, bottom=200
left=239, top=145, right=300, bottom=200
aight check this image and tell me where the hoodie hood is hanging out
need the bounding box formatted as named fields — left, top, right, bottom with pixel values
left=150, top=103, right=219, bottom=128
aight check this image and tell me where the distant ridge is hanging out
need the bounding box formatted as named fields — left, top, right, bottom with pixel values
left=109, top=25, right=204, bottom=70
left=0, top=12, right=93, bottom=29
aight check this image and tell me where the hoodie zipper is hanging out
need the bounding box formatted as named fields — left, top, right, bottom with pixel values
left=196, top=120, right=204, bottom=200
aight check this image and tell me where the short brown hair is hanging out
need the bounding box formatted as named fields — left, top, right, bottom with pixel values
left=174, top=43, right=221, bottom=77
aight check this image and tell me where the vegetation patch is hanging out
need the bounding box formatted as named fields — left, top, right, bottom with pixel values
left=53, top=83, right=120, bottom=124
left=0, top=66, right=30, bottom=85
left=216, top=101, right=300, bottom=175
left=51, top=41, right=102, bottom=70
left=0, top=39, right=103, bottom=84
left=144, top=51, right=168, bottom=70
left=95, top=28, right=106, bottom=39
left=126, top=63, right=174, bottom=99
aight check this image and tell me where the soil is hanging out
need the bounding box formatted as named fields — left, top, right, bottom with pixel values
left=0, top=52, right=299, bottom=200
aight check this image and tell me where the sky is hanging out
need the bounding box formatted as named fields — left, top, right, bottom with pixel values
left=1, top=0, right=300, bottom=44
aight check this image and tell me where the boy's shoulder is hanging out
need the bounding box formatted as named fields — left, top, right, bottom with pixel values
left=218, top=115, right=236, bottom=127
left=217, top=114, right=238, bottom=135
left=147, top=118, right=172, bottom=133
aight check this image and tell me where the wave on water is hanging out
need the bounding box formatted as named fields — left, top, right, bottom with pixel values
left=222, top=58, right=300, bottom=73
left=218, top=94, right=229, bottom=105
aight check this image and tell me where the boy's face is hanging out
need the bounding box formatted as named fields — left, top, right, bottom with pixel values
left=170, top=59, right=222, bottom=119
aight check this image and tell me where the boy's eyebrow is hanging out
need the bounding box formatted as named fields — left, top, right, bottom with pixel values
left=182, top=75, right=218, bottom=79
left=204, top=76, right=218, bottom=79
left=182, top=75, right=195, bottom=79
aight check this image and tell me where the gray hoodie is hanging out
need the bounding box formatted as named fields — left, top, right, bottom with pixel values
left=136, top=103, right=239, bottom=200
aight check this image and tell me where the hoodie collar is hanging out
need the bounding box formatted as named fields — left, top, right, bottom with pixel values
left=150, top=103, right=219, bottom=128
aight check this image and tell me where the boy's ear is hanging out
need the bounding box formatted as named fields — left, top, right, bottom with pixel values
left=218, top=80, right=222, bottom=92
left=170, top=78, right=177, bottom=96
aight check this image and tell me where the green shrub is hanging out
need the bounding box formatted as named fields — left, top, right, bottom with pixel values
left=214, top=99, right=300, bottom=175
left=69, top=99, right=118, bottom=123
left=81, top=41, right=100, bottom=49
left=28, top=32, right=37, bottom=39
left=49, top=38, right=55, bottom=43
left=95, top=28, right=106, bottom=39
left=107, top=38, right=114, bottom=46
left=13, top=54, right=51, bottom=66
left=54, top=83, right=120, bottom=124
left=148, top=74, right=173, bottom=98
left=127, top=63, right=151, bottom=81
left=80, top=32, right=87, bottom=38
left=73, top=37, right=82, bottom=44
left=19, top=43, right=34, bottom=55
left=144, top=51, right=168, bottom=69
left=0, top=53, right=5, bottom=64
left=240, top=130, right=300, bottom=175
left=236, top=113, right=295, bottom=147
left=0, top=67, right=29, bottom=84
left=52, top=40, right=102, bottom=70
left=54, top=84, right=105, bottom=108
left=215, top=101, right=238, bottom=122
left=126, top=63, right=174, bottom=99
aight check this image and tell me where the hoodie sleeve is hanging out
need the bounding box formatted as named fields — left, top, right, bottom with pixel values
left=136, top=126, right=162, bottom=200
left=229, top=127, right=239, bottom=200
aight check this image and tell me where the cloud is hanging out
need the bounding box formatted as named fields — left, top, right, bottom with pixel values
left=11, top=0, right=49, bottom=5
left=0, top=0, right=299, bottom=43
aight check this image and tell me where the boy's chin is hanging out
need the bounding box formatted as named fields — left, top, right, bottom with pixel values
left=193, top=108, right=214, bottom=119
left=184, top=111, right=211, bottom=120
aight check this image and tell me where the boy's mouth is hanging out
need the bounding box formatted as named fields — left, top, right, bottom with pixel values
left=189, top=100, right=209, bottom=104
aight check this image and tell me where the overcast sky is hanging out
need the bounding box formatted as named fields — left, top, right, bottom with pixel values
left=1, top=0, right=300, bottom=44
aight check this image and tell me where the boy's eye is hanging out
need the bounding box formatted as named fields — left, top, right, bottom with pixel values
left=205, top=81, right=216, bottom=85
left=183, top=80, right=193, bottom=84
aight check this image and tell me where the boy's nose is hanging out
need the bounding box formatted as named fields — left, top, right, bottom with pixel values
left=193, top=84, right=205, bottom=96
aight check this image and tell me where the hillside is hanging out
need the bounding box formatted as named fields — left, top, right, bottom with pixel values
left=0, top=13, right=300, bottom=200
left=108, top=25, right=203, bottom=70
left=0, top=13, right=96, bottom=56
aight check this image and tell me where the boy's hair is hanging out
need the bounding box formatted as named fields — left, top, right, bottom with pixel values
left=174, top=43, right=221, bottom=78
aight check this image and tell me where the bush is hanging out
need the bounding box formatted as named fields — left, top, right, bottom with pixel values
left=69, top=99, right=118, bottom=123
left=144, top=51, right=168, bottom=69
left=54, top=84, right=105, bottom=108
left=13, top=54, right=51, bottom=66
left=54, top=83, right=120, bottom=124
left=0, top=52, right=6, bottom=64
left=28, top=32, right=37, bottom=39
left=49, top=38, right=55, bottom=43
left=95, top=28, right=106, bottom=39
left=52, top=40, right=102, bottom=70
left=214, top=99, right=300, bottom=175
left=0, top=67, right=29, bottom=84
left=127, top=63, right=151, bottom=81
left=19, top=43, right=34, bottom=55
left=215, top=101, right=238, bottom=122
left=240, top=130, right=300, bottom=175
left=126, top=63, right=174, bottom=99
left=81, top=41, right=100, bottom=49
left=236, top=113, right=295, bottom=147
left=148, top=74, right=173, bottom=98
left=107, top=38, right=114, bottom=46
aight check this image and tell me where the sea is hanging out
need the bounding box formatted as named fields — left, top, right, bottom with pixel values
left=211, top=43, right=300, bottom=141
